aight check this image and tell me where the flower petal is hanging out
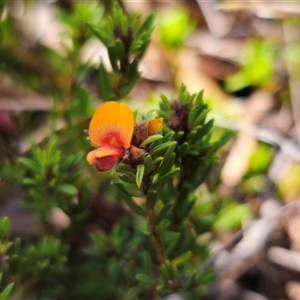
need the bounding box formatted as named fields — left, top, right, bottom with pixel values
left=86, top=149, right=97, bottom=165
left=148, top=118, right=163, bottom=135
left=86, top=145, right=125, bottom=171
left=89, top=101, right=134, bottom=148
left=94, top=145, right=125, bottom=158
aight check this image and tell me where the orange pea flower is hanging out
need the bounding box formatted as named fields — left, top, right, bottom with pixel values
left=86, top=101, right=134, bottom=171
left=134, top=117, right=164, bottom=143
left=147, top=117, right=163, bottom=135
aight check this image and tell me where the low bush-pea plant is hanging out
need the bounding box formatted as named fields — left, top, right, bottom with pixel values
left=84, top=85, right=231, bottom=298
left=0, top=2, right=232, bottom=299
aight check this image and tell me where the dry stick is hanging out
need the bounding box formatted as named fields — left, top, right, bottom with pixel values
left=215, top=120, right=300, bottom=162
left=196, top=0, right=231, bottom=37
left=197, top=199, right=300, bottom=275
left=268, top=246, right=300, bottom=274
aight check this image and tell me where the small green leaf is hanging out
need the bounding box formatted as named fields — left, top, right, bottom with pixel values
left=140, top=251, right=151, bottom=275
left=186, top=126, right=201, bottom=142
left=152, top=156, right=164, bottom=166
left=146, top=189, right=158, bottom=209
left=162, top=131, right=175, bottom=142
left=191, top=107, right=209, bottom=128
left=19, top=157, right=40, bottom=174
left=115, top=39, right=126, bottom=60
left=117, top=164, right=134, bottom=173
left=56, top=183, right=78, bottom=196
left=136, top=13, right=155, bottom=39
left=155, top=152, right=175, bottom=176
left=178, top=194, right=196, bottom=220
left=122, top=193, right=146, bottom=217
left=136, top=273, right=152, bottom=287
left=0, top=217, right=11, bottom=239
left=178, top=142, right=190, bottom=157
left=176, top=131, right=185, bottom=139
left=188, top=106, right=200, bottom=128
left=171, top=251, right=192, bottom=266
left=119, top=173, right=136, bottom=184
left=194, top=90, right=204, bottom=106
left=143, top=155, right=153, bottom=175
left=136, top=164, right=145, bottom=188
left=0, top=282, right=14, bottom=300
left=152, top=167, right=180, bottom=188
left=107, top=46, right=119, bottom=72
left=130, top=12, right=142, bottom=34
left=120, top=15, right=129, bottom=36
left=150, top=141, right=177, bottom=159
left=160, top=263, right=169, bottom=285
left=194, top=119, right=214, bottom=141
left=140, top=134, right=163, bottom=148
left=214, top=131, right=234, bottom=150
left=166, top=232, right=180, bottom=256
left=184, top=271, right=197, bottom=289
left=9, top=254, right=21, bottom=275
left=159, top=94, right=171, bottom=113
left=178, top=84, right=187, bottom=101
left=156, top=203, right=173, bottom=224
left=116, top=183, right=146, bottom=216
left=23, top=178, right=38, bottom=186
left=99, top=62, right=115, bottom=100
left=124, top=287, right=142, bottom=300
left=120, top=70, right=140, bottom=98
left=169, top=263, right=179, bottom=280
left=214, top=203, right=252, bottom=232
left=88, top=25, right=111, bottom=47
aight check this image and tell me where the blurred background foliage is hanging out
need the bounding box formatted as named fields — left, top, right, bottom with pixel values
left=1, top=0, right=300, bottom=299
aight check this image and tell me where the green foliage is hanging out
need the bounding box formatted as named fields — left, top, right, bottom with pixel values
left=213, top=203, right=252, bottom=232
left=0, top=1, right=236, bottom=299
left=247, top=142, right=273, bottom=174
left=103, top=84, right=233, bottom=296
left=0, top=217, right=12, bottom=256
left=156, top=6, right=196, bottom=48
left=19, top=136, right=89, bottom=228
left=225, top=38, right=275, bottom=92
left=0, top=273, right=14, bottom=300
left=89, top=2, right=154, bottom=99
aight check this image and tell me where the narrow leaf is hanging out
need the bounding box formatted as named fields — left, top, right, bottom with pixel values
left=99, top=62, right=115, bottom=100
left=56, top=183, right=78, bottom=196
left=122, top=193, right=146, bottom=217
left=136, top=13, right=155, bottom=39
left=136, top=164, right=145, bottom=188
left=194, top=119, right=214, bottom=141
left=119, top=173, right=136, bottom=184
left=0, top=217, right=11, bottom=239
left=0, top=283, right=14, bottom=300
left=143, top=155, right=153, bottom=176
left=156, top=203, right=173, bottom=224
left=152, top=167, right=180, bottom=188
left=136, top=273, right=152, bottom=286
left=19, top=157, right=40, bottom=174
left=140, top=134, right=163, bottom=148
left=146, top=189, right=158, bottom=209
left=171, top=251, right=192, bottom=266
left=150, top=141, right=177, bottom=159
left=115, top=39, right=126, bottom=60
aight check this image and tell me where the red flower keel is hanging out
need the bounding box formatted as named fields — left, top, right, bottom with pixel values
left=87, top=145, right=125, bottom=172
